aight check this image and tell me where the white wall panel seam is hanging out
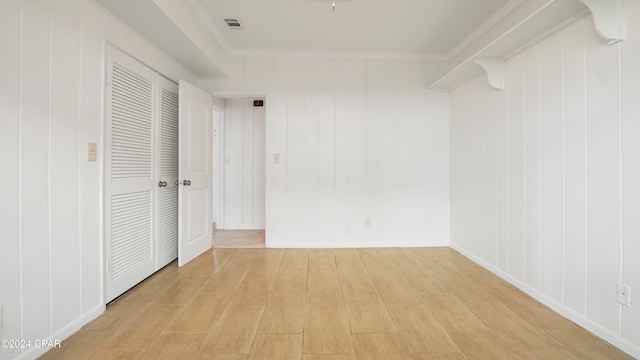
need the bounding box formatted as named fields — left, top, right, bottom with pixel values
left=537, top=45, right=543, bottom=291
left=506, top=73, right=510, bottom=274
left=241, top=99, right=245, bottom=224
left=18, top=0, right=24, bottom=343
left=316, top=58, right=320, bottom=243
left=302, top=59, right=307, bottom=238
left=333, top=59, right=337, bottom=242
left=48, top=0, right=54, bottom=335
left=582, top=22, right=589, bottom=317
left=98, top=13, right=107, bottom=306
left=617, top=41, right=624, bottom=337
left=77, top=0, right=85, bottom=317
left=283, top=58, right=289, bottom=245
left=523, top=66, right=528, bottom=284
left=285, top=59, right=290, bottom=245
left=302, top=56, right=309, bottom=242
left=250, top=98, right=255, bottom=225
left=561, top=30, right=567, bottom=305
left=346, top=61, right=351, bottom=242
left=495, top=92, right=499, bottom=264
left=480, top=86, right=483, bottom=255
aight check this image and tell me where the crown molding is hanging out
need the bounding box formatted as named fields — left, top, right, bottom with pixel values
left=228, top=49, right=448, bottom=61
left=446, top=0, right=526, bottom=61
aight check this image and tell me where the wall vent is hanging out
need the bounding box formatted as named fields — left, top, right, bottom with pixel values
left=224, top=18, right=243, bottom=30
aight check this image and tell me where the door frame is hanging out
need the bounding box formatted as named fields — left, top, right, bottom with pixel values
left=212, top=100, right=225, bottom=230
left=211, top=91, right=270, bottom=245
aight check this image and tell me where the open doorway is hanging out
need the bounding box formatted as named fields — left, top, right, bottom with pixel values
left=212, top=97, right=266, bottom=248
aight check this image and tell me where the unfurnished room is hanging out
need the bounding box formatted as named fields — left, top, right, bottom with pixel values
left=0, top=0, right=639, bottom=359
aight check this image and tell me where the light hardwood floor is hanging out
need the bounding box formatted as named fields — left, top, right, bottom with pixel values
left=41, top=247, right=632, bottom=359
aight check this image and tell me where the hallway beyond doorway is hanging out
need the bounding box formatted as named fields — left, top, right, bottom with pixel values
left=213, top=229, right=265, bottom=248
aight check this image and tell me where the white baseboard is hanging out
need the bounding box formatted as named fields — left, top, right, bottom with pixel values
left=267, top=241, right=450, bottom=249
left=450, top=243, right=640, bottom=360
left=17, top=304, right=105, bottom=360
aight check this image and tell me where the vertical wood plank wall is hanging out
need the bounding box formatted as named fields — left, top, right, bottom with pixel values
left=449, top=13, right=640, bottom=356
left=223, top=98, right=266, bottom=229
left=202, top=56, right=451, bottom=248
left=0, top=1, right=197, bottom=359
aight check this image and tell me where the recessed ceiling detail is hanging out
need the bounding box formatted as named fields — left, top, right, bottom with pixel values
left=199, top=0, right=513, bottom=54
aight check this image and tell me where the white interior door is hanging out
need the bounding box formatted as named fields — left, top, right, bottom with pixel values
left=105, top=46, right=157, bottom=302
left=178, top=80, right=213, bottom=266
left=157, top=78, right=179, bottom=268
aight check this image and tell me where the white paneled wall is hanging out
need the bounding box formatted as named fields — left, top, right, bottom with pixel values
left=450, top=14, right=640, bottom=358
left=201, top=56, right=450, bottom=247
left=621, top=0, right=640, bottom=350
left=0, top=1, right=196, bottom=359
left=222, top=98, right=266, bottom=229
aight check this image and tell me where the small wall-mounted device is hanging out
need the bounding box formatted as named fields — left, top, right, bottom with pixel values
left=88, top=142, right=97, bottom=162
left=253, top=100, right=264, bottom=107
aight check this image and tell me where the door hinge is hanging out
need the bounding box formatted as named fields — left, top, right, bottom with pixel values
left=105, top=260, right=110, bottom=275
left=105, top=70, right=112, bottom=86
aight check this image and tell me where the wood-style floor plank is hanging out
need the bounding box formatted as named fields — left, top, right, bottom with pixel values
left=352, top=333, right=410, bottom=359
left=302, top=355, right=357, bottom=360
left=163, top=292, right=229, bottom=333
left=248, top=334, right=303, bottom=360
left=387, top=304, right=460, bottom=353
left=410, top=353, right=468, bottom=360
left=345, top=293, right=397, bottom=333
left=258, top=292, right=306, bottom=334
left=423, top=293, right=489, bottom=333
left=139, top=333, right=206, bottom=360
left=201, top=305, right=265, bottom=353
left=97, top=304, right=182, bottom=352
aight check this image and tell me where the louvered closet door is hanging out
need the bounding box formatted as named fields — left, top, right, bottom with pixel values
left=157, top=78, right=179, bottom=268
left=105, top=46, right=158, bottom=302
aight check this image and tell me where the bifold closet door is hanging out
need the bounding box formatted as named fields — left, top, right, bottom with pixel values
left=157, top=78, right=179, bottom=268
left=105, top=46, right=157, bottom=302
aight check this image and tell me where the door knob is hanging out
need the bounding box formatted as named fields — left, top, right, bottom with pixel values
left=175, top=180, right=180, bottom=186
left=184, top=180, right=191, bottom=186
left=158, top=181, right=167, bottom=188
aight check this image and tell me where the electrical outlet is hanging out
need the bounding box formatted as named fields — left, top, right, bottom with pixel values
left=617, top=284, right=631, bottom=307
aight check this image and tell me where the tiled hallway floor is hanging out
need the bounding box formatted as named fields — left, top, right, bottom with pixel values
left=213, top=229, right=265, bottom=248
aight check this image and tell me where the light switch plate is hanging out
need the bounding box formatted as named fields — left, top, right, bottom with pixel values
left=88, top=142, right=97, bottom=162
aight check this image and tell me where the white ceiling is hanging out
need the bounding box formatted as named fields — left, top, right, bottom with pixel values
left=198, top=0, right=513, bottom=54
left=95, top=0, right=589, bottom=78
